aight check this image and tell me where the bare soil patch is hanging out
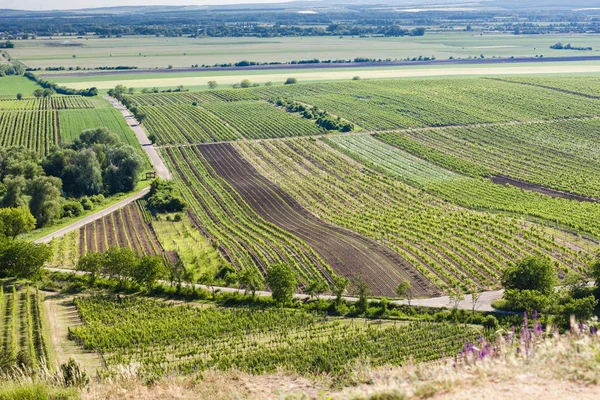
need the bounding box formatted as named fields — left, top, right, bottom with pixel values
left=491, top=174, right=600, bottom=203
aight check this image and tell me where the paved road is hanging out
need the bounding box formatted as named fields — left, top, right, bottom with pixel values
left=39, top=55, right=600, bottom=79
left=105, top=95, right=172, bottom=180
left=35, top=188, right=149, bottom=244
left=47, top=267, right=503, bottom=312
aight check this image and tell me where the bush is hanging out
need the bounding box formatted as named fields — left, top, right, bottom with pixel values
left=503, top=289, right=550, bottom=313
left=284, top=77, right=297, bottom=85
left=147, top=179, right=186, bottom=213
left=79, top=197, right=94, bottom=211
left=61, top=201, right=84, bottom=218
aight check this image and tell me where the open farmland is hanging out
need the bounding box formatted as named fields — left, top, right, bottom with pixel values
left=198, top=143, right=434, bottom=296
left=91, top=75, right=600, bottom=296
left=375, top=118, right=600, bottom=198
left=160, top=144, right=342, bottom=294
left=70, top=295, right=482, bottom=377
left=58, top=106, right=140, bottom=147
left=236, top=138, right=590, bottom=293
left=328, top=134, right=600, bottom=239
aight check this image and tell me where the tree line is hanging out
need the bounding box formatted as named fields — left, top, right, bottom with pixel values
left=0, top=128, right=144, bottom=228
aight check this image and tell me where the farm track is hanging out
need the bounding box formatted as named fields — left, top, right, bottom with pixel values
left=198, top=143, right=439, bottom=297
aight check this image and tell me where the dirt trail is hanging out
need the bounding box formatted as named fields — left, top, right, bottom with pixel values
left=42, top=292, right=102, bottom=373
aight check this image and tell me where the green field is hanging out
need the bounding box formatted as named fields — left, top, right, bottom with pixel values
left=8, top=33, right=600, bottom=70
left=0, top=75, right=42, bottom=96
left=58, top=106, right=139, bottom=146
left=70, top=294, right=481, bottom=376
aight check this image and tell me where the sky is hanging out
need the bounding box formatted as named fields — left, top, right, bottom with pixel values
left=0, top=0, right=294, bottom=11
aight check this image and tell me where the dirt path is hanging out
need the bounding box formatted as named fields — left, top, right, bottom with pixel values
left=42, top=291, right=102, bottom=373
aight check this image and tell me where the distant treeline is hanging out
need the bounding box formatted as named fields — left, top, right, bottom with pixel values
left=550, top=42, right=592, bottom=51
left=1, top=23, right=426, bottom=39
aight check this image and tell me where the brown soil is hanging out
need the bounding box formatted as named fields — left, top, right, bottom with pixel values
left=122, top=205, right=142, bottom=254
left=128, top=204, right=154, bottom=255
left=85, top=223, right=95, bottom=253
left=197, top=143, right=438, bottom=297
left=491, top=174, right=600, bottom=203
left=94, top=219, right=106, bottom=253
left=104, top=214, right=117, bottom=249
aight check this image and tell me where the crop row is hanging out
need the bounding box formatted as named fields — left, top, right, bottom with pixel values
left=375, top=118, right=600, bottom=198
left=160, top=145, right=333, bottom=288
left=0, top=96, right=94, bottom=110
left=201, top=101, right=324, bottom=139
left=329, top=134, right=600, bottom=240
left=140, top=104, right=239, bottom=144
left=70, top=295, right=481, bottom=376
left=0, top=285, right=52, bottom=369
left=235, top=138, right=589, bottom=293
left=0, top=110, right=58, bottom=154
left=51, top=202, right=164, bottom=268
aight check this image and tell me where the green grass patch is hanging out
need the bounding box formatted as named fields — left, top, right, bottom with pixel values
left=0, top=75, right=42, bottom=96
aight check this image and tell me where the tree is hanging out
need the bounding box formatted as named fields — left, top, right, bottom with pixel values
left=76, top=252, right=104, bottom=285
left=306, top=279, right=328, bottom=300
left=448, top=287, right=465, bottom=310
left=238, top=267, right=264, bottom=297
left=395, top=279, right=413, bottom=305
left=26, top=176, right=62, bottom=228
left=591, top=257, right=600, bottom=295
left=501, top=256, right=557, bottom=295
left=135, top=111, right=147, bottom=124
left=503, top=289, right=549, bottom=313
left=240, top=79, right=252, bottom=88
left=132, top=256, right=165, bottom=289
left=0, top=207, right=36, bottom=239
left=352, top=76, right=360, bottom=80
left=285, top=77, right=297, bottom=85
left=355, top=277, right=371, bottom=315
left=62, top=148, right=103, bottom=197
left=103, top=146, right=144, bottom=194
left=470, top=288, right=481, bottom=314
left=1, top=176, right=28, bottom=209
left=16, top=93, right=22, bottom=100
left=42, top=88, right=55, bottom=98
left=267, top=263, right=297, bottom=305
left=207, top=80, right=218, bottom=89
left=264, top=81, right=272, bottom=87
left=333, top=275, right=350, bottom=305
left=0, top=238, right=52, bottom=280
left=104, top=247, right=138, bottom=286
left=557, top=296, right=598, bottom=326
left=33, top=89, right=43, bottom=98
